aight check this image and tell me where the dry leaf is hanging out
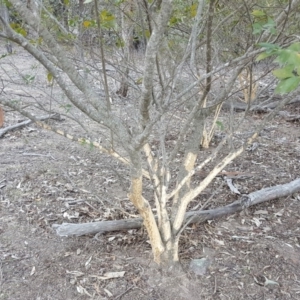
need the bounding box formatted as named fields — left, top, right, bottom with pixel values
left=90, top=271, right=125, bottom=280
left=251, top=218, right=261, bottom=227
left=274, top=209, right=284, bottom=217
left=66, top=270, right=85, bottom=277
left=214, top=239, right=225, bottom=246
left=254, top=210, right=268, bottom=215
left=85, top=256, right=92, bottom=267
left=104, top=288, right=113, bottom=297
left=30, top=266, right=36, bottom=276
left=63, top=212, right=79, bottom=219
left=76, top=285, right=93, bottom=297
left=225, top=178, right=241, bottom=194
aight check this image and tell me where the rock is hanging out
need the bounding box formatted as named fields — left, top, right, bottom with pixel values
left=189, top=258, right=212, bottom=276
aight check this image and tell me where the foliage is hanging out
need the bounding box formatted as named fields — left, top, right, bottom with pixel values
left=257, top=42, right=300, bottom=93
left=252, top=10, right=276, bottom=35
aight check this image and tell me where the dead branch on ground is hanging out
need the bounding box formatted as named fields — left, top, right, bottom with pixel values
left=0, top=113, right=61, bottom=138
left=52, top=178, right=300, bottom=237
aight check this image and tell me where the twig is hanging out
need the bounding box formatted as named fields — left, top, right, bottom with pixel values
left=84, top=201, right=100, bottom=212
left=213, top=275, right=217, bottom=294
left=225, top=177, right=241, bottom=194
left=191, top=181, right=225, bottom=211
left=114, top=285, right=134, bottom=300
left=0, top=113, right=59, bottom=138
left=22, top=152, right=55, bottom=160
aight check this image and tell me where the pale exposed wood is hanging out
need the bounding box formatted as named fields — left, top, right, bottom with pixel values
left=0, top=106, right=4, bottom=128
left=129, top=175, right=165, bottom=264
left=52, top=178, right=300, bottom=237
left=238, top=67, right=257, bottom=103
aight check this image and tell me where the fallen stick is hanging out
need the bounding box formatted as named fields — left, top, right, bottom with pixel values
left=52, top=178, right=300, bottom=237
left=0, top=113, right=61, bottom=138
left=222, top=98, right=300, bottom=112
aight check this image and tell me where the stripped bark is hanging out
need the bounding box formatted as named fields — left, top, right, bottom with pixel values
left=0, top=106, right=4, bottom=128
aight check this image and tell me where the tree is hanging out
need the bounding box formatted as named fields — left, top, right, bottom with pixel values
left=1, top=0, right=300, bottom=270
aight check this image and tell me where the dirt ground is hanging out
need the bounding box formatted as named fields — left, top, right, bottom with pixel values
left=1, top=44, right=300, bottom=300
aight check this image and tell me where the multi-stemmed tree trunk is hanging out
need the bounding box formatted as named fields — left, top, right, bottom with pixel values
left=1, top=0, right=300, bottom=269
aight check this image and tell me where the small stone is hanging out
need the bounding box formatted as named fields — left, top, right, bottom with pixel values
left=189, top=258, right=212, bottom=275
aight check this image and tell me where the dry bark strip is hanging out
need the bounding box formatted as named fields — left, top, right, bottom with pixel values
left=52, top=178, right=300, bottom=237
left=0, top=106, right=4, bottom=128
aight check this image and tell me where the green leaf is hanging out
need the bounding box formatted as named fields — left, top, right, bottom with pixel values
left=276, top=50, right=300, bottom=66
left=60, top=104, right=72, bottom=113
left=0, top=53, right=9, bottom=59
left=256, top=52, right=272, bottom=61
left=287, top=42, right=300, bottom=52
left=275, top=77, right=300, bottom=94
left=287, top=51, right=300, bottom=65
left=135, top=77, right=143, bottom=85
left=252, top=23, right=263, bottom=34
left=47, top=72, right=53, bottom=83
left=10, top=23, right=27, bottom=37
left=100, top=10, right=115, bottom=22
left=23, top=74, right=35, bottom=84
left=144, top=29, right=151, bottom=39
left=100, top=10, right=116, bottom=29
left=251, top=10, right=266, bottom=18
left=272, top=65, right=295, bottom=79
left=169, top=16, right=180, bottom=26
left=257, top=42, right=279, bottom=53
left=30, top=37, right=43, bottom=46
left=190, top=3, right=197, bottom=18
left=216, top=121, right=224, bottom=131
left=263, top=17, right=276, bottom=35
left=83, top=20, right=92, bottom=28
left=115, top=37, right=124, bottom=48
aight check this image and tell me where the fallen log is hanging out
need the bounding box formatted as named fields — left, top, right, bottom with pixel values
left=278, top=111, right=300, bottom=122
left=52, top=178, right=300, bottom=237
left=223, top=97, right=300, bottom=112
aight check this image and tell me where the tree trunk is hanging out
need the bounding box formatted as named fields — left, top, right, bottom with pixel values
left=159, top=238, right=182, bottom=272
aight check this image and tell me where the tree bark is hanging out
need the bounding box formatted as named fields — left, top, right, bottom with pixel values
left=52, top=178, right=300, bottom=237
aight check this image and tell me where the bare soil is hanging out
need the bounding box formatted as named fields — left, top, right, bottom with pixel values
left=1, top=44, right=300, bottom=300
